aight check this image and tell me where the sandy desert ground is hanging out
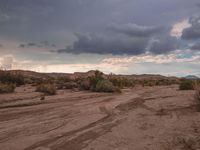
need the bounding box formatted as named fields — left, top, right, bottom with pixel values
left=0, top=85, right=200, bottom=150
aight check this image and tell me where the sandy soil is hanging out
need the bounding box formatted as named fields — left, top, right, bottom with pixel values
left=0, top=85, right=200, bottom=150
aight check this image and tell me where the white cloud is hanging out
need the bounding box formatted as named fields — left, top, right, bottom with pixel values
left=102, top=50, right=200, bottom=65
left=0, top=56, right=13, bottom=70
left=170, top=19, right=191, bottom=38
left=0, top=55, right=37, bottom=71
left=0, top=55, right=126, bottom=74
left=1, top=50, right=200, bottom=76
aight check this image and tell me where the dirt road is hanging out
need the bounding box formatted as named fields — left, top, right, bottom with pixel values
left=0, top=85, right=200, bottom=150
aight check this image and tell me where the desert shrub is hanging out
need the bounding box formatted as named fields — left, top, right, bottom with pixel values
left=56, top=76, right=76, bottom=89
left=95, top=79, right=121, bottom=93
left=24, top=77, right=33, bottom=84
left=146, top=81, right=155, bottom=86
left=42, top=78, right=55, bottom=84
left=88, top=70, right=104, bottom=91
left=0, top=83, right=16, bottom=93
left=57, top=82, right=78, bottom=90
left=79, top=79, right=91, bottom=90
left=88, top=70, right=104, bottom=90
left=76, top=70, right=122, bottom=93
left=30, top=78, right=54, bottom=86
left=108, top=76, right=135, bottom=88
left=57, top=76, right=71, bottom=83
left=0, top=71, right=25, bottom=86
left=36, top=84, right=56, bottom=95
left=141, top=80, right=155, bottom=87
left=156, top=79, right=170, bottom=86
left=179, top=80, right=194, bottom=90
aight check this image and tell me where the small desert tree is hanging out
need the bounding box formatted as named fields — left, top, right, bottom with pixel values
left=88, top=70, right=104, bottom=91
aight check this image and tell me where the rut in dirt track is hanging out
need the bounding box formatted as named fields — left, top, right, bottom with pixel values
left=23, top=91, right=147, bottom=150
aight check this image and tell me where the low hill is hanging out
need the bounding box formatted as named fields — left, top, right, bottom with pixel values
left=4, top=70, right=179, bottom=82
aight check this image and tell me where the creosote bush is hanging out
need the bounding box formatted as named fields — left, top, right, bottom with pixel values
left=108, top=75, right=135, bottom=88
left=78, top=70, right=121, bottom=93
left=0, top=71, right=25, bottom=86
left=0, top=83, right=16, bottom=93
left=36, top=84, right=56, bottom=95
left=179, top=80, right=194, bottom=90
left=95, top=79, right=121, bottom=93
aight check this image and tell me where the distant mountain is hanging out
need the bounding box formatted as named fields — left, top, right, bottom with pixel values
left=184, top=75, right=200, bottom=80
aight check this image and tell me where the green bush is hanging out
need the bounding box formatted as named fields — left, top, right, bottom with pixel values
left=155, top=79, right=179, bottom=86
left=0, top=71, right=25, bottom=86
left=108, top=75, right=135, bottom=88
left=179, top=80, right=194, bottom=90
left=88, top=70, right=104, bottom=90
left=95, top=79, right=121, bottom=93
left=0, top=83, right=16, bottom=93
left=36, top=84, right=56, bottom=95
left=75, top=70, right=122, bottom=93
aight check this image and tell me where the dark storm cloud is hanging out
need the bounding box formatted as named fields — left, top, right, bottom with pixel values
left=57, top=33, right=148, bottom=55
left=0, top=0, right=199, bottom=43
left=108, top=24, right=163, bottom=37
left=182, top=15, right=200, bottom=40
left=149, top=35, right=180, bottom=54
left=0, top=14, right=10, bottom=23
left=0, top=0, right=200, bottom=56
left=190, top=41, right=200, bottom=50
left=55, top=23, right=164, bottom=55
left=196, top=3, right=200, bottom=8
left=55, top=24, right=177, bottom=55
left=19, top=41, right=56, bottom=48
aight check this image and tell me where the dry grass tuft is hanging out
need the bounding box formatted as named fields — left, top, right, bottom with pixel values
left=0, top=83, right=16, bottom=94
left=195, top=85, right=200, bottom=106
left=193, top=81, right=200, bottom=111
left=179, top=80, right=194, bottom=90
left=36, top=84, right=56, bottom=95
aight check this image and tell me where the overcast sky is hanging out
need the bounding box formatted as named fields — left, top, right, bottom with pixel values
left=1, top=0, right=200, bottom=76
